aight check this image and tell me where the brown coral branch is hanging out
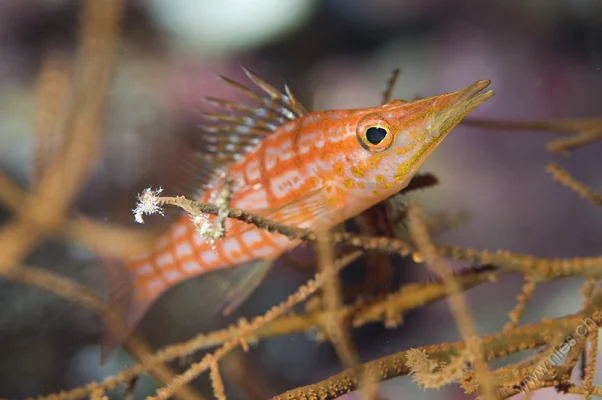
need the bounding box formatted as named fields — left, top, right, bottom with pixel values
left=0, top=169, right=160, bottom=258
left=271, top=301, right=602, bottom=400
left=406, top=203, right=496, bottom=399
left=399, top=172, right=439, bottom=194
left=462, top=116, right=602, bottom=153
left=381, top=68, right=401, bottom=104
left=503, top=275, right=536, bottom=332
left=462, top=115, right=602, bottom=155
left=583, top=327, right=598, bottom=399
left=546, top=163, right=602, bottom=207
left=0, top=265, right=204, bottom=400
left=32, top=52, right=72, bottom=186
left=147, top=251, right=362, bottom=400
left=350, top=207, right=395, bottom=295
left=208, top=355, right=226, bottom=400
left=41, top=263, right=498, bottom=400
left=407, top=348, right=469, bottom=390
left=157, top=193, right=602, bottom=286
left=315, top=230, right=379, bottom=400
left=547, top=128, right=602, bottom=153
left=580, top=279, right=600, bottom=399
left=564, top=384, right=602, bottom=397
left=124, top=335, right=208, bottom=400
left=0, top=170, right=41, bottom=219
left=157, top=195, right=414, bottom=255
left=0, top=0, right=123, bottom=270
left=316, top=231, right=359, bottom=369
left=221, top=350, right=268, bottom=400
left=462, top=116, right=602, bottom=132
left=0, top=265, right=111, bottom=320
left=436, top=246, right=602, bottom=281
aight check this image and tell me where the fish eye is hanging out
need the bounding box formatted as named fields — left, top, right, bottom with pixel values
left=356, top=114, right=394, bottom=153
left=366, top=126, right=388, bottom=145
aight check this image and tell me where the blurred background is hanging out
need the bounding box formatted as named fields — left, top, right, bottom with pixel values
left=0, top=0, right=601, bottom=399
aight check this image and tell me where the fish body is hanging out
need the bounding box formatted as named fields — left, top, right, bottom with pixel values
left=103, top=69, right=493, bottom=357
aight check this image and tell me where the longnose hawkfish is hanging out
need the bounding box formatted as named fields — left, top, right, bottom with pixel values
left=102, top=68, right=493, bottom=358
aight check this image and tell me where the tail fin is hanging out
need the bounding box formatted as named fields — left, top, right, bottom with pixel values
left=98, top=230, right=200, bottom=363
left=99, top=255, right=278, bottom=363
left=98, top=257, right=275, bottom=363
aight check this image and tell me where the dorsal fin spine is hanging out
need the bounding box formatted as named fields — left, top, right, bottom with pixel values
left=170, top=68, right=307, bottom=206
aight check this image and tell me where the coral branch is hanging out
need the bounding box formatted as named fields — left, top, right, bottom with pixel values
left=462, top=116, right=602, bottom=132
left=503, top=276, right=536, bottom=332
left=315, top=230, right=379, bottom=400
left=149, top=193, right=602, bottom=285
left=271, top=303, right=602, bottom=400
left=436, top=246, right=602, bottom=280
left=461, top=115, right=602, bottom=153
left=547, top=129, right=602, bottom=153
left=154, top=194, right=414, bottom=254
left=381, top=68, right=401, bottom=104
left=147, top=251, right=362, bottom=400
left=0, top=170, right=159, bottom=257
left=546, top=163, right=602, bottom=207
left=316, top=231, right=359, bottom=369
left=406, top=203, right=496, bottom=399
left=0, top=0, right=124, bottom=270
left=2, top=22, right=601, bottom=398
left=0, top=265, right=204, bottom=400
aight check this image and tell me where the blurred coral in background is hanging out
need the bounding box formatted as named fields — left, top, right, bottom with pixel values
left=0, top=1, right=600, bottom=399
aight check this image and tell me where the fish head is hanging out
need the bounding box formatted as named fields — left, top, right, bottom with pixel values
left=345, top=80, right=494, bottom=201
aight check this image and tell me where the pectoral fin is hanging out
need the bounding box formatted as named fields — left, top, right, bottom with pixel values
left=248, top=188, right=330, bottom=231
left=191, top=259, right=275, bottom=317
left=217, top=259, right=275, bottom=316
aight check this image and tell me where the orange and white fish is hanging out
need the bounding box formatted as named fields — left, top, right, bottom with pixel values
left=103, top=68, right=493, bottom=357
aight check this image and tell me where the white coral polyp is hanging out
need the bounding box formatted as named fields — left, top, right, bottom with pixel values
left=133, top=187, right=164, bottom=224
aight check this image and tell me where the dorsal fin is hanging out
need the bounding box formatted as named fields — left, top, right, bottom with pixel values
left=198, top=67, right=307, bottom=162
left=163, top=68, right=309, bottom=212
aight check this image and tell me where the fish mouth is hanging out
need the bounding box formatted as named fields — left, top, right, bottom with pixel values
left=455, top=79, right=494, bottom=111
left=434, top=79, right=494, bottom=135
left=391, top=80, right=494, bottom=185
